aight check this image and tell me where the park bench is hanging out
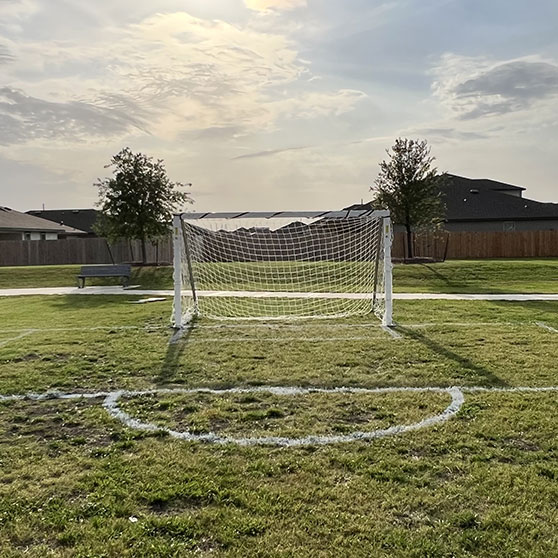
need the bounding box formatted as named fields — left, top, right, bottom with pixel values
left=77, top=264, right=131, bottom=288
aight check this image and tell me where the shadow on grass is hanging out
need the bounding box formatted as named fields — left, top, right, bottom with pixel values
left=47, top=296, right=164, bottom=312
left=489, top=300, right=558, bottom=323
left=397, top=325, right=508, bottom=387
left=420, top=264, right=463, bottom=291
left=130, top=266, right=173, bottom=290
left=48, top=294, right=139, bottom=310
left=157, top=321, right=197, bottom=384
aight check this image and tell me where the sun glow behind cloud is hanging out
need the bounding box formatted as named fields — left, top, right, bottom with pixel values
left=0, top=11, right=364, bottom=145
left=0, top=0, right=557, bottom=210
left=244, top=0, right=307, bottom=12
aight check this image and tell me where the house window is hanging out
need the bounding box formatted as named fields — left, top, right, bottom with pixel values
left=503, top=222, right=516, bottom=232
left=23, top=232, right=31, bottom=241
left=40, top=233, right=46, bottom=240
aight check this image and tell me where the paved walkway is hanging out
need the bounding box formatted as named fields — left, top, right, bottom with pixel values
left=0, top=286, right=558, bottom=301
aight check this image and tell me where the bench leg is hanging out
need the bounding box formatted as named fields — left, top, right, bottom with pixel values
left=78, top=278, right=85, bottom=289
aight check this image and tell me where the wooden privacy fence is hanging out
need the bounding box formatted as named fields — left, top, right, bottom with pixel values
left=0, top=237, right=173, bottom=267
left=394, top=231, right=558, bottom=259
left=0, top=231, right=557, bottom=266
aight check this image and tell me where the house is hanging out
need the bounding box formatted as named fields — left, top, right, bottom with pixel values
left=442, top=175, right=558, bottom=232
left=0, top=207, right=87, bottom=240
left=346, top=174, right=558, bottom=232
left=26, top=208, right=99, bottom=236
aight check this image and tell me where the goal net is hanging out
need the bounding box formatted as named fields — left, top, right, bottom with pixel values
left=172, top=210, right=393, bottom=326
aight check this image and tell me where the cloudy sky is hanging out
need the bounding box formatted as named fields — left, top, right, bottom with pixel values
left=1, top=0, right=558, bottom=212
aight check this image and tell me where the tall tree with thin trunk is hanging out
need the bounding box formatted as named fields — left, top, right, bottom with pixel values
left=95, top=148, right=192, bottom=263
left=371, top=138, right=445, bottom=259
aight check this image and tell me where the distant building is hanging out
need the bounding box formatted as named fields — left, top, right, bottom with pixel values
left=442, top=175, right=558, bottom=231
left=347, top=175, right=558, bottom=232
left=0, top=207, right=87, bottom=240
left=26, top=209, right=99, bottom=236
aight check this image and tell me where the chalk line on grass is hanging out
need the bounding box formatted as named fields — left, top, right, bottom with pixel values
left=535, top=322, right=558, bottom=333
left=2, top=385, right=557, bottom=446
left=102, top=386, right=464, bottom=447
left=0, top=329, right=36, bottom=348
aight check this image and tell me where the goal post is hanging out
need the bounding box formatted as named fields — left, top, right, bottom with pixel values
left=172, top=210, right=393, bottom=327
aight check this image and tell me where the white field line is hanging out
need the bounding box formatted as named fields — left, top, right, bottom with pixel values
left=0, top=329, right=35, bottom=348
left=185, top=336, right=388, bottom=343
left=535, top=321, right=558, bottom=333
left=0, top=325, right=167, bottom=334
left=464, top=386, right=558, bottom=393
left=394, top=293, right=558, bottom=301
left=184, top=321, right=525, bottom=330
left=103, top=387, right=464, bottom=447
left=0, top=321, right=528, bottom=335
left=1, top=385, right=557, bottom=446
left=1, top=286, right=558, bottom=301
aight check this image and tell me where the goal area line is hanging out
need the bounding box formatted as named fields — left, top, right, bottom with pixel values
left=2, top=385, right=557, bottom=447
left=187, top=290, right=377, bottom=299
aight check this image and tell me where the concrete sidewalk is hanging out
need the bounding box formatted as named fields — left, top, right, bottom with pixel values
left=0, top=286, right=558, bottom=301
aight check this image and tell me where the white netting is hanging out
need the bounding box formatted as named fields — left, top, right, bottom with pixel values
left=173, top=213, right=390, bottom=324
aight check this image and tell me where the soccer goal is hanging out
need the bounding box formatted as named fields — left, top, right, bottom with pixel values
left=172, top=210, right=393, bottom=327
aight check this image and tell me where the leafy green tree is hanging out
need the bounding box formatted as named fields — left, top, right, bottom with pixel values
left=95, top=148, right=192, bottom=263
left=371, top=138, right=445, bottom=259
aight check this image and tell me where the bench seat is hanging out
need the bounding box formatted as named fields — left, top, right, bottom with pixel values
left=77, top=264, right=132, bottom=288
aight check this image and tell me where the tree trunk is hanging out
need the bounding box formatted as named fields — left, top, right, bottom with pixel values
left=405, top=223, right=413, bottom=260
left=141, top=237, right=147, bottom=264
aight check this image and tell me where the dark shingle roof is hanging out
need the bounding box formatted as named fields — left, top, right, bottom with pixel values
left=445, top=174, right=525, bottom=193
left=26, top=209, right=99, bottom=234
left=0, top=207, right=86, bottom=234
left=344, top=174, right=558, bottom=223
left=442, top=175, right=558, bottom=222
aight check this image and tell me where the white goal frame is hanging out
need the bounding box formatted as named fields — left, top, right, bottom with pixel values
left=172, top=210, right=393, bottom=327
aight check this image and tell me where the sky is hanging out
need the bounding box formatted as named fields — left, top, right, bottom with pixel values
left=1, top=0, right=558, bottom=212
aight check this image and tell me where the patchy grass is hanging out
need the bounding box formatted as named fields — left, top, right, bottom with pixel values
left=1, top=258, right=558, bottom=293
left=120, top=391, right=451, bottom=439
left=0, top=294, right=557, bottom=556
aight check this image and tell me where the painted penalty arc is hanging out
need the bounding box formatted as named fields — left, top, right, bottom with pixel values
left=103, top=386, right=465, bottom=447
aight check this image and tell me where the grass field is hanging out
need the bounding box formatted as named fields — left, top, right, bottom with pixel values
left=1, top=258, right=557, bottom=293
left=0, top=262, right=557, bottom=556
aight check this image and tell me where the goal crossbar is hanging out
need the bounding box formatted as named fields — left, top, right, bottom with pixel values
left=172, top=210, right=393, bottom=327
left=178, top=209, right=390, bottom=221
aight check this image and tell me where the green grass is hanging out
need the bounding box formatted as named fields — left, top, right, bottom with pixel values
left=0, top=294, right=557, bottom=556
left=1, top=258, right=558, bottom=293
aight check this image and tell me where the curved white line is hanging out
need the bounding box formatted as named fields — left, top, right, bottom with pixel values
left=102, top=386, right=465, bottom=447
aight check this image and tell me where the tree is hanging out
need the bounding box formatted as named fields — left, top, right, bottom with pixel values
left=95, top=148, right=192, bottom=263
left=371, top=138, right=445, bottom=259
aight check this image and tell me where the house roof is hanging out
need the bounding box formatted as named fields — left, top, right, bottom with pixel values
left=26, top=208, right=99, bottom=234
left=445, top=174, right=525, bottom=193
left=0, top=207, right=86, bottom=234
left=442, top=175, right=558, bottom=222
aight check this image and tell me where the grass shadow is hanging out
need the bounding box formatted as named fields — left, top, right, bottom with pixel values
left=157, top=321, right=197, bottom=385
left=420, top=264, right=463, bottom=291
left=397, top=325, right=508, bottom=387
left=488, top=300, right=558, bottom=325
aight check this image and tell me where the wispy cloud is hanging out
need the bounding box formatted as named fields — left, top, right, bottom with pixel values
left=232, top=145, right=309, bottom=160
left=0, top=43, right=13, bottom=63
left=406, top=127, right=489, bottom=141
left=432, top=54, right=558, bottom=120
left=0, top=11, right=363, bottom=146
left=0, top=86, right=145, bottom=144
